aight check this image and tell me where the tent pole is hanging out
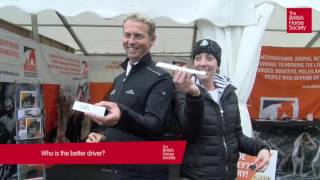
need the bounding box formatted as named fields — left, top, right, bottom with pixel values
left=56, top=11, right=89, bottom=56
left=31, top=14, right=39, bottom=42
left=190, top=22, right=198, bottom=58
left=306, top=32, right=320, bottom=47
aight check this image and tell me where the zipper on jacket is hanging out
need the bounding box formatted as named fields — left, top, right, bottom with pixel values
left=116, top=77, right=126, bottom=101
left=220, top=109, right=229, bottom=179
left=116, top=64, right=135, bottom=101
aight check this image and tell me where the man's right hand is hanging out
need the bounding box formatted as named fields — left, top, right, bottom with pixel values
left=86, top=132, right=106, bottom=143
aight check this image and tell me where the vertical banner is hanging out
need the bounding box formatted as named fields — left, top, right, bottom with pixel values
left=249, top=47, right=320, bottom=120
left=42, top=84, right=59, bottom=142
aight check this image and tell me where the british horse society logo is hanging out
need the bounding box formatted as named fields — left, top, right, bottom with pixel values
left=23, top=46, right=37, bottom=77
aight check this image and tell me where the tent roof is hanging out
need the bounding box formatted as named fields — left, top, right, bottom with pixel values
left=0, top=1, right=320, bottom=56
left=0, top=6, right=196, bottom=56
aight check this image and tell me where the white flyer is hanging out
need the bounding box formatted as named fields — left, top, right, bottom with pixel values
left=156, top=62, right=206, bottom=76
left=72, top=101, right=106, bottom=117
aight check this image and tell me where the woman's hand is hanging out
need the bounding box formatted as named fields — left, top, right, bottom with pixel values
left=173, top=70, right=200, bottom=97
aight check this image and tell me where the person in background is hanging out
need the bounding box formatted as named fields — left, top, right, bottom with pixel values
left=0, top=83, right=16, bottom=137
left=173, top=39, right=271, bottom=180
left=0, top=121, right=16, bottom=180
left=85, top=13, right=174, bottom=180
left=65, top=85, right=90, bottom=142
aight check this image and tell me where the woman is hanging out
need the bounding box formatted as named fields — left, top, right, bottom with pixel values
left=173, top=39, right=270, bottom=180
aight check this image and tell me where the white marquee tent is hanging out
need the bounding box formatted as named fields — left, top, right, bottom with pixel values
left=0, top=0, right=320, bottom=137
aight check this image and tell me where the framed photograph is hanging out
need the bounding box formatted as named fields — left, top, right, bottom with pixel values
left=18, top=108, right=41, bottom=119
left=17, top=108, right=41, bottom=139
left=17, top=117, right=27, bottom=139
left=259, top=97, right=299, bottom=120
left=20, top=91, right=37, bottom=108
left=26, top=118, right=42, bottom=139
left=18, top=164, right=45, bottom=180
left=17, top=138, right=44, bottom=144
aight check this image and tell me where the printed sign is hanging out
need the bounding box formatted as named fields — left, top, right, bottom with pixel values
left=237, top=150, right=278, bottom=180
left=249, top=47, right=320, bottom=120
left=287, top=8, right=312, bottom=33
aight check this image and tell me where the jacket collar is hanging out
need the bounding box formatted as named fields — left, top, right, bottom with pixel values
left=196, top=74, right=236, bottom=103
left=195, top=73, right=231, bottom=93
left=120, top=53, right=153, bottom=71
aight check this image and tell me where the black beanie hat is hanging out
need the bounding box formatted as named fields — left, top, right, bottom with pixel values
left=192, top=39, right=222, bottom=66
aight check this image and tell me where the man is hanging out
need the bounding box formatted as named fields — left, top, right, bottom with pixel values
left=85, top=13, right=174, bottom=179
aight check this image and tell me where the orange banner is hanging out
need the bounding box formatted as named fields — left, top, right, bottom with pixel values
left=89, top=82, right=113, bottom=103
left=42, top=84, right=59, bottom=139
left=248, top=46, right=320, bottom=121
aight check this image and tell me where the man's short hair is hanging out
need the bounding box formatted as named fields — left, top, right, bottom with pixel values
left=123, top=13, right=156, bottom=37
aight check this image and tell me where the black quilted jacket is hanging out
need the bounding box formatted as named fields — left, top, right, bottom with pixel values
left=174, top=84, right=269, bottom=180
